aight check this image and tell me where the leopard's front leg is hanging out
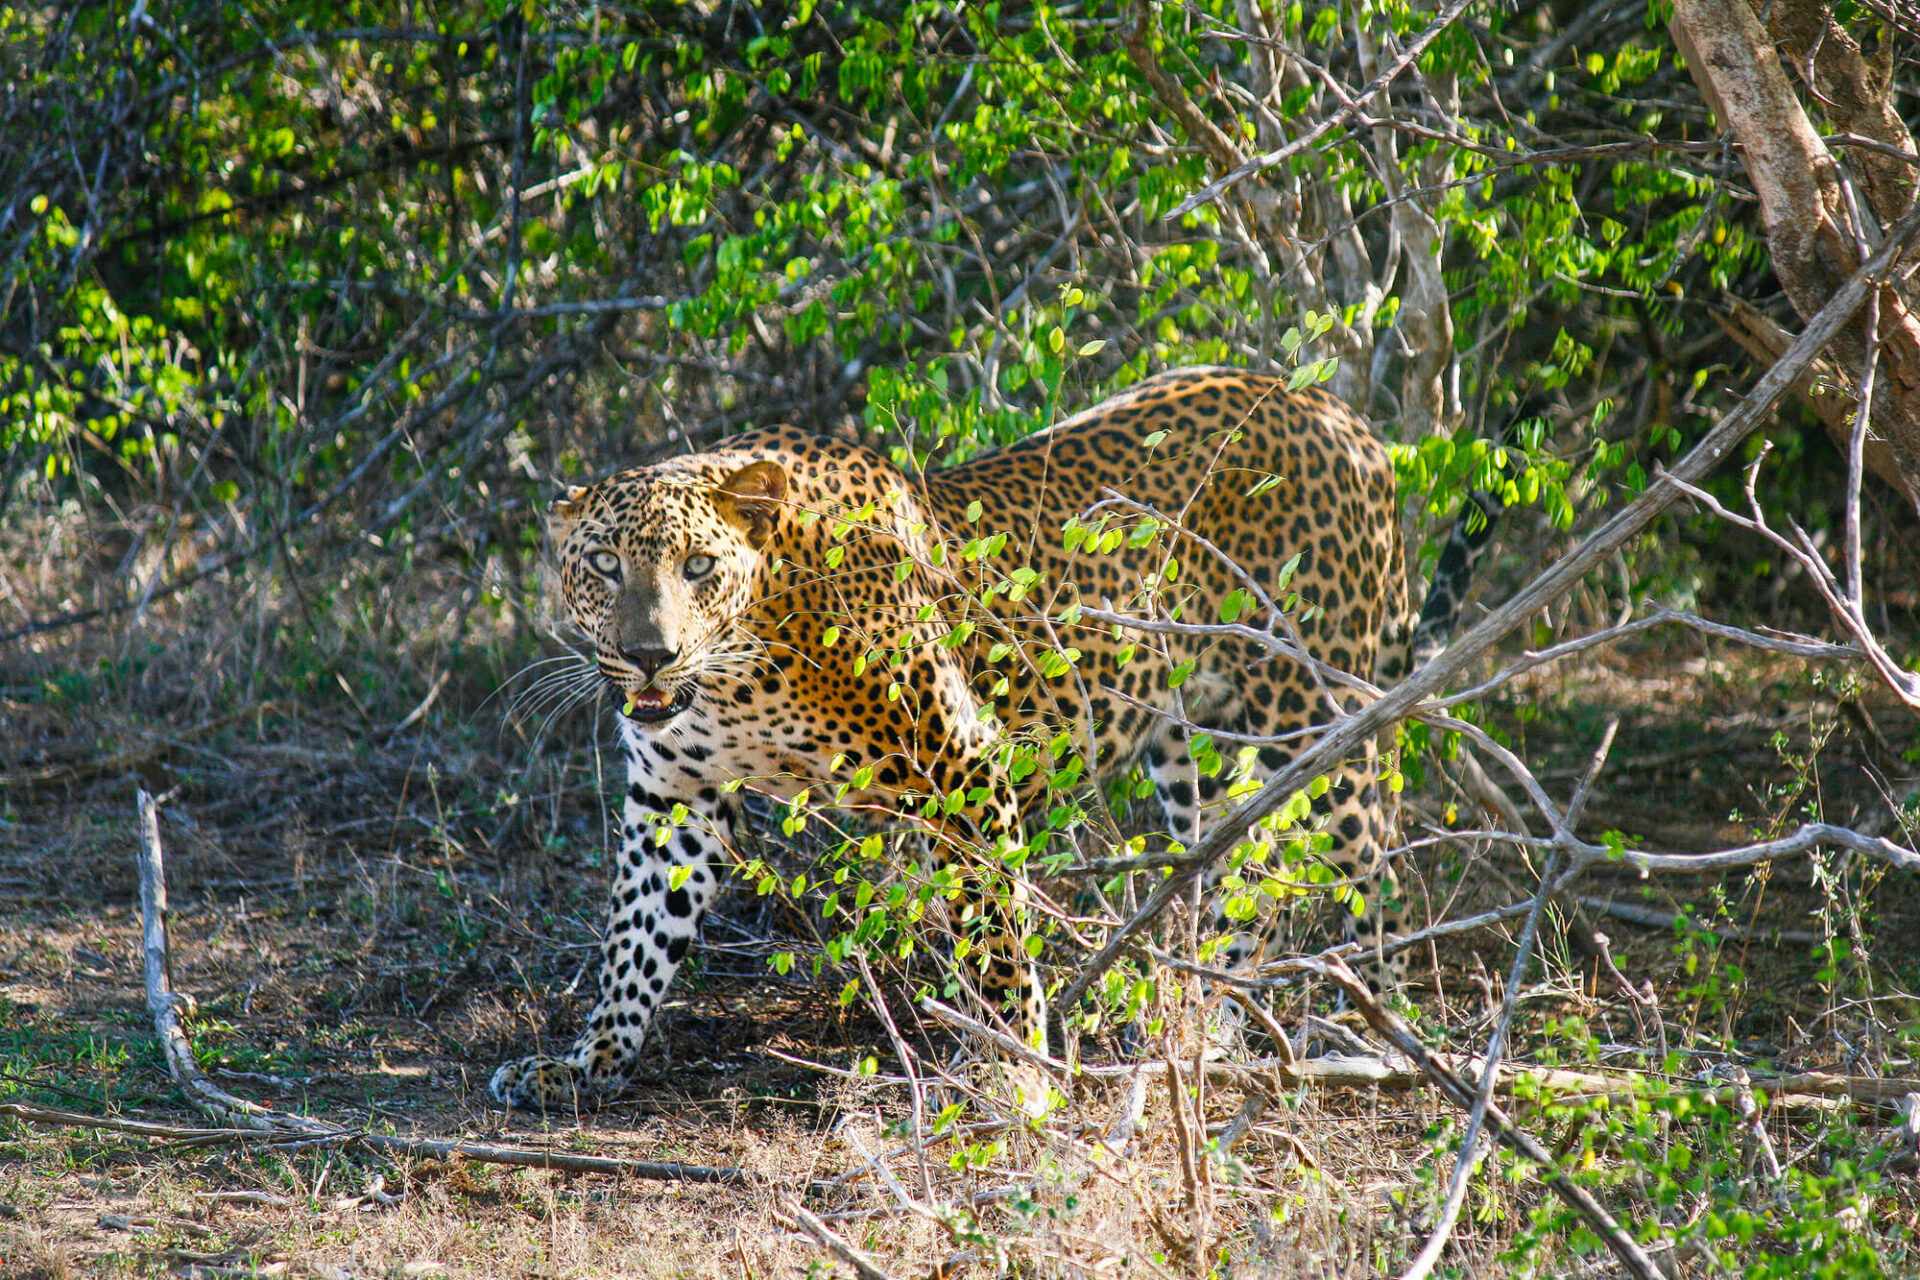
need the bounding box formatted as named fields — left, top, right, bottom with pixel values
left=490, top=749, right=732, bottom=1111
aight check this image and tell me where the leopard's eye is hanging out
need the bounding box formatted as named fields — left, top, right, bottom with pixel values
left=586, top=549, right=622, bottom=579
left=683, top=552, right=716, bottom=580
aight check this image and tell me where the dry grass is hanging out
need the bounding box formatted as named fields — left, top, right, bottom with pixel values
left=5, top=537, right=1920, bottom=1277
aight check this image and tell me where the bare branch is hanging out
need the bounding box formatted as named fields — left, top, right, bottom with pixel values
left=784, top=1201, right=903, bottom=1280
left=1666, top=461, right=1920, bottom=707
left=1439, top=606, right=1865, bottom=708
left=133, top=789, right=823, bottom=1191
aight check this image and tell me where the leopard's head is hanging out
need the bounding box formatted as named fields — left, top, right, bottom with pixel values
left=549, top=458, right=786, bottom=724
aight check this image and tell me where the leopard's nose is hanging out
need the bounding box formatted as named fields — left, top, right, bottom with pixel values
left=619, top=645, right=677, bottom=680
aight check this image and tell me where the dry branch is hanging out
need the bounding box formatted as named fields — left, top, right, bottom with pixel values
left=1574, top=894, right=1820, bottom=944
left=128, top=789, right=823, bottom=1192
left=784, top=1200, right=904, bottom=1280
left=0, top=1103, right=294, bottom=1146
left=1714, top=296, right=1909, bottom=499
left=1401, top=730, right=1583, bottom=1280
left=0, top=1097, right=811, bottom=1188
left=0, top=706, right=270, bottom=791
left=779, top=1205, right=898, bottom=1280
left=1665, top=458, right=1920, bottom=708
left=137, top=789, right=326, bottom=1137
left=917, top=995, right=1905, bottom=1113
left=1165, top=0, right=1479, bottom=219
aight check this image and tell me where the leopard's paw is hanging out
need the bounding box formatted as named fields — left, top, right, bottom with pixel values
left=488, top=1054, right=587, bottom=1112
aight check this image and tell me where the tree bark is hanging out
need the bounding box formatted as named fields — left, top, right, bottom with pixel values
left=1670, top=0, right=1920, bottom=511
left=1763, top=0, right=1917, bottom=228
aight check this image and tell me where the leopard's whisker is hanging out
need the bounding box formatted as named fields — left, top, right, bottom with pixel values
left=509, top=662, right=591, bottom=703
left=499, top=651, right=593, bottom=691
left=506, top=664, right=597, bottom=725
left=489, top=652, right=595, bottom=725
left=529, top=679, right=603, bottom=755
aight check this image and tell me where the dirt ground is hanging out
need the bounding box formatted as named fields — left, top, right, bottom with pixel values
left=3, top=629, right=1919, bottom=1278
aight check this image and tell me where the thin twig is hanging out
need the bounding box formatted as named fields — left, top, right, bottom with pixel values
left=1667, top=461, right=1920, bottom=708
left=1359, top=603, right=1871, bottom=709
left=1399, top=844, right=1565, bottom=1280
left=0, top=1097, right=829, bottom=1190
left=1400, top=711, right=1609, bottom=1280
left=1166, top=0, right=1479, bottom=218
left=856, top=950, right=936, bottom=1203
left=784, top=1200, right=903, bottom=1280
left=1575, top=895, right=1821, bottom=944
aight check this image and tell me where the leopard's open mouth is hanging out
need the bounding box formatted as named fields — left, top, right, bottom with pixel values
left=618, top=682, right=695, bottom=724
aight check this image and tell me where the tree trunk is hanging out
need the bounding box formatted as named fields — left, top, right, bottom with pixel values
left=1670, top=0, right=1920, bottom=511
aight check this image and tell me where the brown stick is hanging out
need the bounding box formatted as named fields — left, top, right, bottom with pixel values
left=352, top=1132, right=784, bottom=1186
left=0, top=707, right=270, bottom=791
left=0, top=1099, right=814, bottom=1189
left=1165, top=0, right=1479, bottom=219
left=129, top=789, right=820, bottom=1192
left=784, top=1199, right=903, bottom=1280
left=0, top=1102, right=279, bottom=1145
left=918, top=994, right=1900, bottom=1111
left=138, top=788, right=325, bottom=1136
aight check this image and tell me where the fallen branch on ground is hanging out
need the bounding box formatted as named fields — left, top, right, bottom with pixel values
left=0, top=1102, right=299, bottom=1146
left=1575, top=894, right=1822, bottom=944
left=125, top=788, right=825, bottom=1192
left=0, top=705, right=276, bottom=791
left=915, top=995, right=1905, bottom=1111
left=0, top=1098, right=810, bottom=1186
left=783, top=1199, right=903, bottom=1280
left=137, top=788, right=332, bottom=1138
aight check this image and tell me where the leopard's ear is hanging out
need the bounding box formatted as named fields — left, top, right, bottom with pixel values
left=714, top=460, right=787, bottom=548
left=549, top=485, right=588, bottom=540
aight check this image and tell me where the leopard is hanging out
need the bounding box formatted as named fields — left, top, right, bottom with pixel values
left=489, top=366, right=1433, bottom=1111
